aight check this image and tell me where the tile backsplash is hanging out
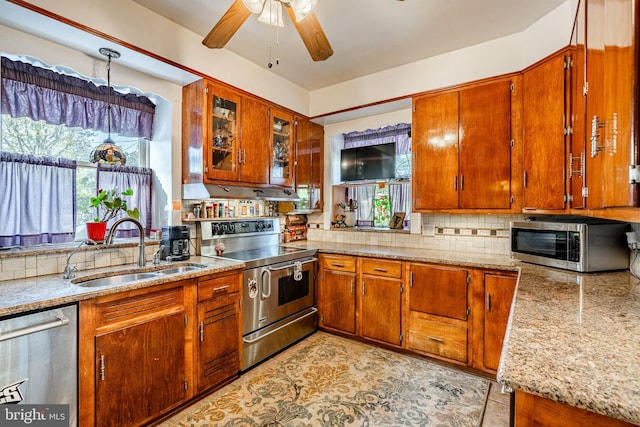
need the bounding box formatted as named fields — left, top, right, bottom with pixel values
left=308, top=214, right=523, bottom=256
left=0, top=242, right=161, bottom=282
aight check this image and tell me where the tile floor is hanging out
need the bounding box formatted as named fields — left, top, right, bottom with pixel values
left=482, top=381, right=512, bottom=426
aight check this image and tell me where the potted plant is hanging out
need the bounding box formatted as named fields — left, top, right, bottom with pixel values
left=87, top=188, right=140, bottom=241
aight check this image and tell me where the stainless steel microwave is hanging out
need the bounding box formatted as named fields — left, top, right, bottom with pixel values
left=510, top=219, right=630, bottom=272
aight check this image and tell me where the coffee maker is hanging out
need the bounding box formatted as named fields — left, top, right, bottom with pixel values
left=160, top=225, right=191, bottom=261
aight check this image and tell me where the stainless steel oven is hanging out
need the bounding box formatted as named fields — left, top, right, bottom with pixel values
left=197, top=218, right=318, bottom=370
left=242, top=256, right=316, bottom=369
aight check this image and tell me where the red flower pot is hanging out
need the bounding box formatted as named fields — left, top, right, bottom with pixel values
left=86, top=222, right=107, bottom=242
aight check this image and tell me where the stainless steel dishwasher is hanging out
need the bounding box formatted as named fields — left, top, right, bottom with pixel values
left=0, top=304, right=77, bottom=427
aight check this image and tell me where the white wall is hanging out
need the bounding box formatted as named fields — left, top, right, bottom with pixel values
left=310, top=1, right=576, bottom=117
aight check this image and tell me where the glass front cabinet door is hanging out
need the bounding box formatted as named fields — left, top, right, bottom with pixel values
left=206, top=84, right=240, bottom=181
left=270, top=108, right=293, bottom=186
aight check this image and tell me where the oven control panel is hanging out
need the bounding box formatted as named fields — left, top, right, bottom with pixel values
left=200, top=218, right=278, bottom=239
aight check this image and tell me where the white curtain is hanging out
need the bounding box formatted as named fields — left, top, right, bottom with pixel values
left=0, top=152, right=76, bottom=247
left=346, top=185, right=375, bottom=226
left=97, top=164, right=152, bottom=237
left=389, top=183, right=411, bottom=226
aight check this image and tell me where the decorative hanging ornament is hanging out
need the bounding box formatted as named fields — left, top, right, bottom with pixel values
left=91, top=47, right=126, bottom=165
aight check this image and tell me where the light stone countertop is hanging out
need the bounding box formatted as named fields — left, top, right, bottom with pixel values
left=497, top=264, right=640, bottom=425
left=0, top=256, right=244, bottom=318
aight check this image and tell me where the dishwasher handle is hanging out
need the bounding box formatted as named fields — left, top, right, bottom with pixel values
left=0, top=312, right=70, bottom=342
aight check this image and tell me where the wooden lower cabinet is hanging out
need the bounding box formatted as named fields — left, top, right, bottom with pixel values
left=359, top=258, right=403, bottom=347
left=318, top=254, right=356, bottom=334
left=318, top=256, right=519, bottom=374
left=515, top=390, right=637, bottom=427
left=197, top=273, right=241, bottom=393
left=95, top=311, right=187, bottom=426
left=407, top=263, right=470, bottom=364
left=79, top=270, right=242, bottom=427
left=483, top=272, right=517, bottom=372
left=80, top=282, right=193, bottom=427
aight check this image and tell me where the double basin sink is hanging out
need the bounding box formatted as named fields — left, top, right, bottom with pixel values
left=71, top=263, right=208, bottom=288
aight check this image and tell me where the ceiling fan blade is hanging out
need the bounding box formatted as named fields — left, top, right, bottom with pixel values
left=284, top=7, right=333, bottom=61
left=202, top=0, right=253, bottom=48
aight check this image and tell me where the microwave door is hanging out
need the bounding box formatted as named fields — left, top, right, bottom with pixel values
left=511, top=228, right=571, bottom=269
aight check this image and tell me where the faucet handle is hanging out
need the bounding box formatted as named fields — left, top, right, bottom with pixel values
left=63, top=265, right=78, bottom=279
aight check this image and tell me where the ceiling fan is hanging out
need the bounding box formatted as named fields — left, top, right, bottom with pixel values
left=202, top=0, right=333, bottom=61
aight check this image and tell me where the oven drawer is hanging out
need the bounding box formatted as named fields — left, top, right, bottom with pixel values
left=320, top=254, right=356, bottom=272
left=198, top=273, right=240, bottom=302
left=360, top=258, right=402, bottom=278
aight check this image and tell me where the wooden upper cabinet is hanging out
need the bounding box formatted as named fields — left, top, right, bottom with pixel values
left=294, top=117, right=324, bottom=211
left=240, top=96, right=270, bottom=184
left=205, top=83, right=241, bottom=182
left=269, top=107, right=294, bottom=186
left=584, top=0, right=638, bottom=209
left=413, top=91, right=460, bottom=210
left=459, top=80, right=513, bottom=209
left=413, top=78, right=514, bottom=211
left=568, top=1, right=588, bottom=209
left=522, top=51, right=569, bottom=210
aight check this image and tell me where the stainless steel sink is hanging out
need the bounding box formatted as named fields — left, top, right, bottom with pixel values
left=72, top=272, right=159, bottom=287
left=155, top=265, right=205, bottom=275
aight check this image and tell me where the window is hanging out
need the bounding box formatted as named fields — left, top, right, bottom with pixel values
left=0, top=55, right=155, bottom=247
left=338, top=123, right=412, bottom=229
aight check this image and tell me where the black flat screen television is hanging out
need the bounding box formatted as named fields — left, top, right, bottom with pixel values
left=340, top=142, right=396, bottom=182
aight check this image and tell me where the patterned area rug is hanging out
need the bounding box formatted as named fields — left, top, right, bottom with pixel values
left=158, top=332, right=489, bottom=427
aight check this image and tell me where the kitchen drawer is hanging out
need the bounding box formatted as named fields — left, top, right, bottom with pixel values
left=408, top=314, right=467, bottom=363
left=320, top=254, right=356, bottom=272
left=198, top=273, right=240, bottom=302
left=360, top=258, right=402, bottom=278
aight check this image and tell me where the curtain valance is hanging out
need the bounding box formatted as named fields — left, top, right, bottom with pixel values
left=1, top=56, right=155, bottom=140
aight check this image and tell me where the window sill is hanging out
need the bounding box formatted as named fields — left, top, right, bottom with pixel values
left=329, top=226, right=409, bottom=234
left=0, top=238, right=159, bottom=259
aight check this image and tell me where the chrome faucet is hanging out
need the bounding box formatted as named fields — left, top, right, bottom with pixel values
left=104, top=217, right=146, bottom=267
left=63, top=239, right=97, bottom=279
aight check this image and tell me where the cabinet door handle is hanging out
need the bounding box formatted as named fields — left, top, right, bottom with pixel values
left=460, top=174, right=464, bottom=190
left=428, top=336, right=445, bottom=343
left=362, top=280, right=365, bottom=296
left=350, top=280, right=354, bottom=294
left=523, top=170, right=528, bottom=188
left=487, top=294, right=492, bottom=312
left=454, top=175, right=458, bottom=191
left=237, top=149, right=242, bottom=164
left=199, top=321, right=204, bottom=342
left=373, top=267, right=387, bottom=273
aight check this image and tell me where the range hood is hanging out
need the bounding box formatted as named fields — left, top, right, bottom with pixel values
left=183, top=183, right=299, bottom=201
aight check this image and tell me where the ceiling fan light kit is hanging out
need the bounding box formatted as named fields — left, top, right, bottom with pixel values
left=257, top=0, right=284, bottom=27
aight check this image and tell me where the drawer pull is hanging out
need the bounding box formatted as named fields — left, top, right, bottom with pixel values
left=332, top=263, right=345, bottom=267
left=373, top=268, right=388, bottom=273
left=427, top=336, right=445, bottom=343
left=213, top=285, right=230, bottom=292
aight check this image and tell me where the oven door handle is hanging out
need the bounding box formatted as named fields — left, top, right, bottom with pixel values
left=261, top=268, right=272, bottom=299
left=266, top=257, right=318, bottom=272
left=242, top=307, right=318, bottom=344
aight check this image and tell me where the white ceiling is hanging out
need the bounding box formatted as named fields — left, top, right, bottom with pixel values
left=132, top=0, right=567, bottom=91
